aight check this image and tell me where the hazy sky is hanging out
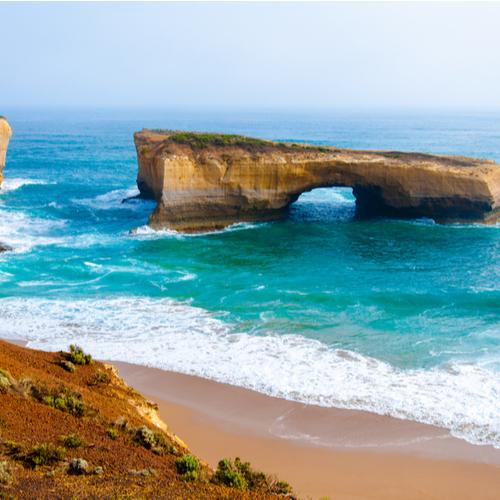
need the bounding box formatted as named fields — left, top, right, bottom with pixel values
left=1, top=2, right=500, bottom=110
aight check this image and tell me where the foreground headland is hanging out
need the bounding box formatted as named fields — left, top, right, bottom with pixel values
left=0, top=340, right=292, bottom=498
left=134, top=129, right=500, bottom=232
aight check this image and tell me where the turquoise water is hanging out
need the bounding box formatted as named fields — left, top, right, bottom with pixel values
left=0, top=110, right=499, bottom=447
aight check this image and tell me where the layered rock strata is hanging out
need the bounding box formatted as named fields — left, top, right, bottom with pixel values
left=0, top=116, right=12, bottom=185
left=134, top=129, right=500, bottom=232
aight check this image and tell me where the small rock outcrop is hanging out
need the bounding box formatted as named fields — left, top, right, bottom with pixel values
left=0, top=116, right=12, bottom=186
left=134, top=130, right=500, bottom=232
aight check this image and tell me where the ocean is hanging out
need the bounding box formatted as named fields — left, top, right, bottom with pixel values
left=0, top=109, right=498, bottom=448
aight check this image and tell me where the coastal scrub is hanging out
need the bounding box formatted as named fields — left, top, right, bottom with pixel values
left=175, top=454, right=200, bottom=481
left=25, top=444, right=66, bottom=468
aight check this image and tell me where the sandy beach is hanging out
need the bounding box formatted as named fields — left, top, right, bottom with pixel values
left=5, top=337, right=499, bottom=498
left=115, top=361, right=500, bottom=499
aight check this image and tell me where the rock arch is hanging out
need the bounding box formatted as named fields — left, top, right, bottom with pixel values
left=134, top=130, right=500, bottom=232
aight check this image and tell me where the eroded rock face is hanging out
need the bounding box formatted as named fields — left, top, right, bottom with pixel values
left=0, top=116, right=12, bottom=186
left=134, top=130, right=500, bottom=232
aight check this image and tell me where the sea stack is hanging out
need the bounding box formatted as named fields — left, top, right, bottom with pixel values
left=0, top=116, right=12, bottom=186
left=134, top=129, right=500, bottom=232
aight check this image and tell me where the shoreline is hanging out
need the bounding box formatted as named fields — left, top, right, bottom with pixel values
left=5, top=339, right=500, bottom=498
left=115, top=360, right=500, bottom=500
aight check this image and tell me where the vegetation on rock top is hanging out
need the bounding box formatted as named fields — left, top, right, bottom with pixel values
left=146, top=129, right=331, bottom=154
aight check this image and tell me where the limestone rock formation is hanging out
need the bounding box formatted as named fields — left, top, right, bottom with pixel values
left=134, top=129, right=500, bottom=232
left=0, top=116, right=12, bottom=186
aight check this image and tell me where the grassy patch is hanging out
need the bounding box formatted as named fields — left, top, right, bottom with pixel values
left=148, top=129, right=334, bottom=155
left=168, top=132, right=272, bottom=152
left=381, top=151, right=409, bottom=160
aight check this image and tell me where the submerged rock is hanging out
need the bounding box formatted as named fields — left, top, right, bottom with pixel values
left=0, top=116, right=12, bottom=186
left=0, top=243, right=12, bottom=253
left=134, top=129, right=500, bottom=232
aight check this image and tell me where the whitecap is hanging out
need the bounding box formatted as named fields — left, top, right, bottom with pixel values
left=0, top=178, right=49, bottom=193
left=131, top=221, right=264, bottom=240
left=0, top=296, right=498, bottom=449
left=71, top=187, right=146, bottom=211
left=83, top=261, right=103, bottom=269
left=0, top=209, right=66, bottom=253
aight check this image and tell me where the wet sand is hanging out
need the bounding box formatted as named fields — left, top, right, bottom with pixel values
left=115, top=361, right=500, bottom=500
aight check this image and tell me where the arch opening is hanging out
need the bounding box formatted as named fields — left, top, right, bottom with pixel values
left=290, top=186, right=356, bottom=223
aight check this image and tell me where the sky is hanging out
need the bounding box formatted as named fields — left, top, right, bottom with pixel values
left=1, top=1, right=500, bottom=110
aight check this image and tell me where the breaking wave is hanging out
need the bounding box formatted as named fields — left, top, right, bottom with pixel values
left=0, top=296, right=498, bottom=449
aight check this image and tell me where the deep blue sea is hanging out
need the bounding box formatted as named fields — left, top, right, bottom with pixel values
left=0, top=109, right=498, bottom=447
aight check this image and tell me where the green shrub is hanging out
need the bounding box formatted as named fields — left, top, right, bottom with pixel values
left=106, top=427, right=119, bottom=440
left=175, top=454, right=200, bottom=481
left=133, top=426, right=176, bottom=455
left=213, top=457, right=293, bottom=495
left=42, top=394, right=85, bottom=417
left=88, top=370, right=110, bottom=386
left=60, top=434, right=84, bottom=449
left=134, top=426, right=157, bottom=449
left=232, top=457, right=266, bottom=490
left=65, top=345, right=93, bottom=365
left=25, top=444, right=66, bottom=468
left=180, top=470, right=198, bottom=482
left=31, top=384, right=86, bottom=417
left=270, top=479, right=293, bottom=495
left=213, top=458, right=247, bottom=490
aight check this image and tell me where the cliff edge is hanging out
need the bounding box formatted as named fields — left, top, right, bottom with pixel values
left=0, top=117, right=12, bottom=186
left=134, top=130, right=500, bottom=232
left=0, top=340, right=291, bottom=498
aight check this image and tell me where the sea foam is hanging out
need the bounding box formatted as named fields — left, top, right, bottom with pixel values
left=0, top=296, right=498, bottom=449
left=0, top=209, right=65, bottom=253
left=0, top=178, right=49, bottom=193
left=71, top=187, right=146, bottom=211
